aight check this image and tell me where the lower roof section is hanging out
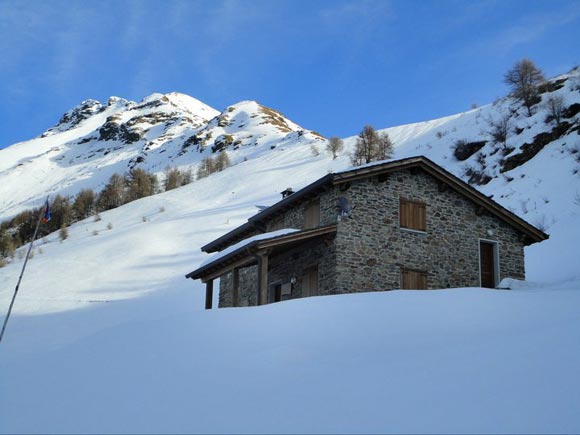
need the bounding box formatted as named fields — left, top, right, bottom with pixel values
left=186, top=225, right=337, bottom=282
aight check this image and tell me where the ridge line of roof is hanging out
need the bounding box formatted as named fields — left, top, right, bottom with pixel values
left=201, top=155, right=547, bottom=253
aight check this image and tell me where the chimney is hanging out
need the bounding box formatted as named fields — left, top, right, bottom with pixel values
left=280, top=187, right=294, bottom=199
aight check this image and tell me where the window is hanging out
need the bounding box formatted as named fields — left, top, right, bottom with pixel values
left=399, top=198, right=426, bottom=231
left=401, top=268, right=428, bottom=290
left=304, top=199, right=320, bottom=229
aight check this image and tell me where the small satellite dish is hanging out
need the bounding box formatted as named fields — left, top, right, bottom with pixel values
left=339, top=196, right=351, bottom=215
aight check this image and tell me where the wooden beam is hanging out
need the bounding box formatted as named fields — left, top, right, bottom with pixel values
left=257, top=251, right=269, bottom=305
left=201, top=256, right=257, bottom=283
left=377, top=173, right=389, bottom=183
left=338, top=181, right=351, bottom=191
left=205, top=280, right=213, bottom=310
left=257, top=225, right=337, bottom=249
left=232, top=267, right=239, bottom=307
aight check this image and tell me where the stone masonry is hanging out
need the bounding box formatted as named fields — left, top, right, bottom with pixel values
left=333, top=169, right=525, bottom=293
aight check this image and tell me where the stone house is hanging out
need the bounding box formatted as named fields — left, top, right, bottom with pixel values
left=186, top=156, right=547, bottom=309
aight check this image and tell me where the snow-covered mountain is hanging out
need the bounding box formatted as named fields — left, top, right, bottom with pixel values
left=0, top=69, right=580, bottom=433
left=0, top=93, right=325, bottom=221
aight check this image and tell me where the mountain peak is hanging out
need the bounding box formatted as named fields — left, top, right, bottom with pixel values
left=136, top=92, right=219, bottom=120
left=44, top=99, right=105, bottom=135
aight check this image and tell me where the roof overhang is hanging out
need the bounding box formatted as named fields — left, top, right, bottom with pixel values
left=187, top=225, right=337, bottom=282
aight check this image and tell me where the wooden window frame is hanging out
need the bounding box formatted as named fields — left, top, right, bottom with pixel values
left=399, top=197, right=427, bottom=232
left=400, top=268, right=429, bottom=290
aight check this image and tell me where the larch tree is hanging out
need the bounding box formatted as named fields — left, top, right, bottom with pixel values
left=504, top=58, right=545, bottom=117
left=351, top=125, right=394, bottom=166
left=326, top=136, right=344, bottom=160
left=545, top=94, right=565, bottom=126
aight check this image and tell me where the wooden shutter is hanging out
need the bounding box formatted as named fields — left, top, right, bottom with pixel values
left=304, top=199, right=320, bottom=229
left=302, top=266, right=319, bottom=297
left=401, top=269, right=428, bottom=290
left=400, top=198, right=426, bottom=231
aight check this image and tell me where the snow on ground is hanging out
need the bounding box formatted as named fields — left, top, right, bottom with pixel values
left=1, top=280, right=580, bottom=434
left=1, top=71, right=580, bottom=433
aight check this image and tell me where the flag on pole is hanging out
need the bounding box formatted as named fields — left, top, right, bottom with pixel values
left=42, top=198, right=51, bottom=223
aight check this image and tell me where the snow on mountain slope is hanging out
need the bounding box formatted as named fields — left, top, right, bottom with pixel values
left=0, top=70, right=579, bottom=433
left=0, top=95, right=326, bottom=221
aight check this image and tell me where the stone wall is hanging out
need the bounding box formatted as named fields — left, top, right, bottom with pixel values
left=219, top=265, right=259, bottom=307
left=218, top=236, right=336, bottom=307
left=265, top=187, right=339, bottom=232
left=334, top=169, right=525, bottom=292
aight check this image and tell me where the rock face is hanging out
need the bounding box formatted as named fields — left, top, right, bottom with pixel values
left=218, top=165, right=528, bottom=307
left=453, top=140, right=487, bottom=161
left=42, top=99, right=105, bottom=136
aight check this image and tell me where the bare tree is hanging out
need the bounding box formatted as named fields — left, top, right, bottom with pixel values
left=164, top=166, right=192, bottom=191
left=351, top=125, right=394, bottom=166
left=125, top=168, right=158, bottom=202
left=376, top=132, right=394, bottom=161
left=504, top=58, right=545, bottom=117
left=353, top=125, right=377, bottom=165
left=97, top=173, right=126, bottom=211
left=197, top=156, right=216, bottom=179
left=214, top=150, right=231, bottom=172
left=545, top=94, right=565, bottom=126
left=72, top=188, right=96, bottom=220
left=488, top=113, right=511, bottom=151
left=164, top=167, right=182, bottom=191
left=326, top=136, right=344, bottom=159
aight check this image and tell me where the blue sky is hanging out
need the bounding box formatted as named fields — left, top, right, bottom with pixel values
left=1, top=0, right=579, bottom=149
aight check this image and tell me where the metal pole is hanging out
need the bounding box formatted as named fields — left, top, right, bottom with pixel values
left=0, top=197, right=48, bottom=345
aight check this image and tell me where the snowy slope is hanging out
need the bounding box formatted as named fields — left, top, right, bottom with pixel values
left=2, top=280, right=580, bottom=434
left=0, top=70, right=580, bottom=433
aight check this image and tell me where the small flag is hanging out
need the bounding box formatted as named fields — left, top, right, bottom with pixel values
left=42, top=199, right=51, bottom=224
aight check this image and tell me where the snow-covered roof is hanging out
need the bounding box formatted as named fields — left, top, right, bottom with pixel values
left=187, top=225, right=338, bottom=280
left=198, top=228, right=299, bottom=268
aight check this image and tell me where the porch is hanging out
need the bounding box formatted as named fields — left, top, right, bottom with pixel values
left=186, top=225, right=337, bottom=309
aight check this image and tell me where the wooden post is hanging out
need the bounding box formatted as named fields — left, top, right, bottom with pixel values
left=205, top=280, right=213, bottom=310
left=232, top=268, right=239, bottom=307
left=258, top=252, right=269, bottom=305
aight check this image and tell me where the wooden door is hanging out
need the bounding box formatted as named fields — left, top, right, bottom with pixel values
left=269, top=282, right=282, bottom=303
left=480, top=241, right=496, bottom=288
